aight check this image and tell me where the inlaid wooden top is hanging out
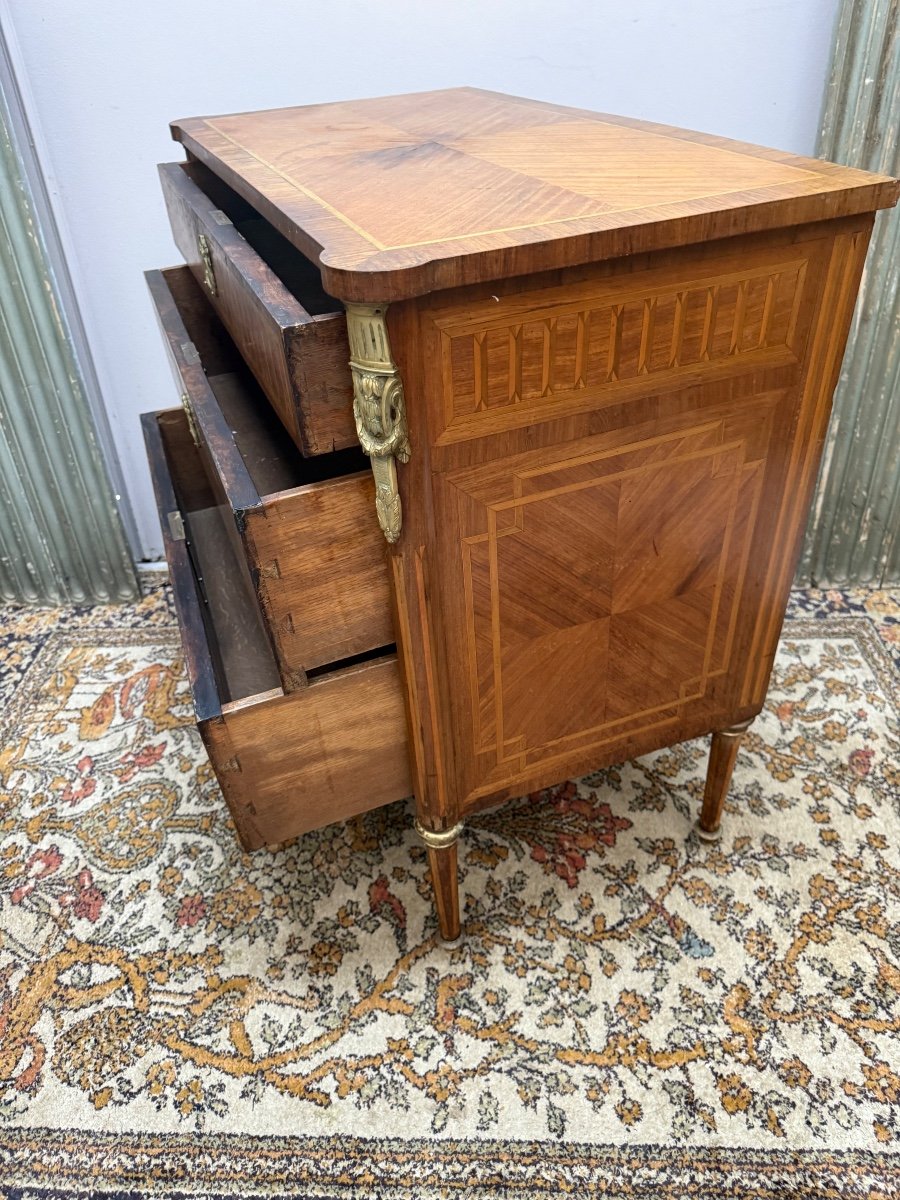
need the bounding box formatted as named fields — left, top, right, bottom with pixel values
left=172, top=87, right=899, bottom=302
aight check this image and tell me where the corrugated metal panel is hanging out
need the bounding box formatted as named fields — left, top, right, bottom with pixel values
left=800, top=0, right=899, bottom=585
left=0, top=72, right=137, bottom=604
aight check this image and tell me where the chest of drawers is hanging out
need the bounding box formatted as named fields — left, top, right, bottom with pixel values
left=141, top=87, right=898, bottom=941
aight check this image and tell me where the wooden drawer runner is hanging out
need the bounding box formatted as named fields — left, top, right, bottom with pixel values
left=142, top=406, right=411, bottom=850
left=159, top=159, right=354, bottom=455
left=146, top=265, right=394, bottom=688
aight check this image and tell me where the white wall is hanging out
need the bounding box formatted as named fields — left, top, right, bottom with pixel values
left=4, top=0, right=839, bottom=558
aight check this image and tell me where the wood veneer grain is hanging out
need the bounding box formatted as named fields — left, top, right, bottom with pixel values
left=146, top=88, right=897, bottom=937
left=171, top=87, right=898, bottom=301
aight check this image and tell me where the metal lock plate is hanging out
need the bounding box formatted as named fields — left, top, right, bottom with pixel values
left=197, top=232, right=217, bottom=295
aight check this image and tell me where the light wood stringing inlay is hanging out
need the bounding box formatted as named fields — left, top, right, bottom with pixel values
left=158, top=85, right=896, bottom=943
left=439, top=257, right=806, bottom=436
left=452, top=420, right=763, bottom=798
left=201, top=113, right=819, bottom=252
left=172, top=89, right=897, bottom=300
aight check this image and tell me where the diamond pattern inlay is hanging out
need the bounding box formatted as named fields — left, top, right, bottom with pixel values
left=460, top=426, right=749, bottom=774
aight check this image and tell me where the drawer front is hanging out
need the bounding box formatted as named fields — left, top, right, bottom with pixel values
left=159, top=161, right=356, bottom=456
left=142, top=407, right=411, bottom=850
left=208, top=665, right=413, bottom=852
left=147, top=266, right=395, bottom=685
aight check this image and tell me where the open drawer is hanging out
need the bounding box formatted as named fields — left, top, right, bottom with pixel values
left=142, top=406, right=411, bottom=850
left=159, top=159, right=354, bottom=456
left=146, top=264, right=394, bottom=689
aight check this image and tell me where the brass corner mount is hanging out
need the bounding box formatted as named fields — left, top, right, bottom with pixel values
left=346, top=303, right=411, bottom=544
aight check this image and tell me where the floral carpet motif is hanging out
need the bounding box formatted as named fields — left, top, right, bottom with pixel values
left=0, top=583, right=899, bottom=1198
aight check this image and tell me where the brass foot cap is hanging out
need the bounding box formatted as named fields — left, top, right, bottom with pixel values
left=415, top=819, right=464, bottom=851
left=694, top=820, right=722, bottom=844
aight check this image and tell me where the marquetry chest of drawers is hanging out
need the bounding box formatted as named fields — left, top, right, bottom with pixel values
left=142, top=88, right=898, bottom=941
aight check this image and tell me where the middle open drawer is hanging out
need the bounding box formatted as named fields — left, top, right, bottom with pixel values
left=146, top=264, right=394, bottom=690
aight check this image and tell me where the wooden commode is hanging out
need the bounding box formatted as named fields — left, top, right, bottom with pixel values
left=141, top=88, right=898, bottom=941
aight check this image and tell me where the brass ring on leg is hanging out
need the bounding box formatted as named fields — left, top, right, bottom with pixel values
left=414, top=820, right=463, bottom=850
left=415, top=821, right=464, bottom=944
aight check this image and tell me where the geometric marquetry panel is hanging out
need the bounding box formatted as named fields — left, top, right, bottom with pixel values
left=456, top=420, right=764, bottom=802
left=438, top=257, right=806, bottom=440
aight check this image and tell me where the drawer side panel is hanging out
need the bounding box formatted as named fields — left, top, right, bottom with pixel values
left=220, top=658, right=412, bottom=847
left=246, top=476, right=396, bottom=673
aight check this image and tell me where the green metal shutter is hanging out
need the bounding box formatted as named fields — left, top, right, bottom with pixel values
left=800, top=0, right=900, bottom=585
left=0, top=60, right=137, bottom=605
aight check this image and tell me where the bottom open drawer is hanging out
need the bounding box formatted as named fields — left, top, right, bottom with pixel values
left=142, top=407, right=412, bottom=849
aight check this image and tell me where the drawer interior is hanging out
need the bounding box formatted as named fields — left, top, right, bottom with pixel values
left=180, top=160, right=340, bottom=317
left=158, top=408, right=281, bottom=702
left=164, top=266, right=367, bottom=499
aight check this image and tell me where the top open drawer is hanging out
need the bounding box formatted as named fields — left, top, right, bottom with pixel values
left=159, top=159, right=355, bottom=456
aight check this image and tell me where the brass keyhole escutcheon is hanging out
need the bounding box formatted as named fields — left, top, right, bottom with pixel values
left=197, top=233, right=217, bottom=296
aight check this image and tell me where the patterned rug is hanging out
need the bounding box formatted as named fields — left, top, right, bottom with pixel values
left=0, top=581, right=898, bottom=1198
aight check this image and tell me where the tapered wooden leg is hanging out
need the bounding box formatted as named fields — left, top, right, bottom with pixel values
left=696, top=720, right=754, bottom=842
left=415, top=820, right=463, bottom=943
